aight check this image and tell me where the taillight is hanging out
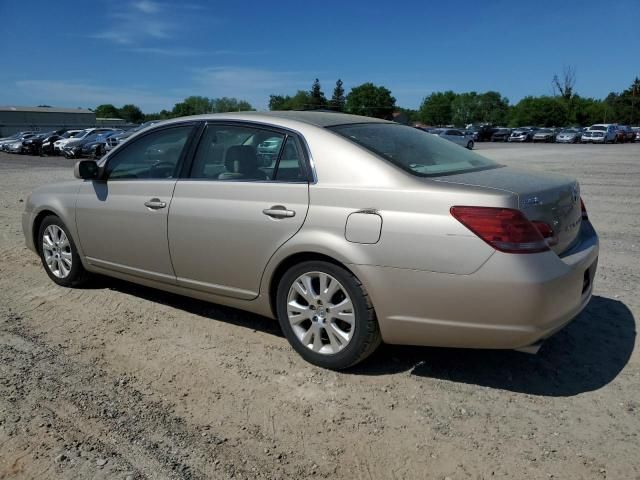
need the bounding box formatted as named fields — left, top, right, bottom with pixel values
left=531, top=220, right=558, bottom=246
left=450, top=206, right=550, bottom=254
left=580, top=197, right=588, bottom=220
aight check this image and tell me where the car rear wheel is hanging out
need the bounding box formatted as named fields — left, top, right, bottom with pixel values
left=276, top=261, right=381, bottom=369
left=466, top=141, right=474, bottom=150
left=38, top=215, right=90, bottom=287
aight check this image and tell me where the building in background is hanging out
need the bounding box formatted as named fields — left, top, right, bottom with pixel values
left=0, top=106, right=96, bottom=136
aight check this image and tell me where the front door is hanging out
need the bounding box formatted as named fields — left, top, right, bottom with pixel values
left=76, top=124, right=197, bottom=283
left=168, top=123, right=310, bottom=299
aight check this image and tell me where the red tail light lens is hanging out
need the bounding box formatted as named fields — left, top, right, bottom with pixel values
left=450, top=206, right=550, bottom=254
left=531, top=221, right=558, bottom=246
left=580, top=197, right=588, bottom=220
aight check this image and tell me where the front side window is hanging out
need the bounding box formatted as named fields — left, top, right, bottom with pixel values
left=105, top=125, right=194, bottom=180
left=189, top=124, right=307, bottom=182
left=329, top=123, right=499, bottom=177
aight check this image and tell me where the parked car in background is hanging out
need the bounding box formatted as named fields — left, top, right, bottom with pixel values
left=56, top=128, right=115, bottom=154
left=430, top=128, right=474, bottom=149
left=581, top=124, right=617, bottom=143
left=4, top=134, right=37, bottom=153
left=79, top=130, right=124, bottom=159
left=508, top=127, right=537, bottom=142
left=532, top=128, right=557, bottom=143
left=105, top=121, right=159, bottom=152
left=22, top=111, right=598, bottom=369
left=62, top=129, right=120, bottom=159
left=46, top=130, right=83, bottom=155
left=490, top=128, right=511, bottom=142
left=632, top=127, right=640, bottom=142
left=21, top=129, right=70, bottom=155
left=0, top=131, right=37, bottom=151
left=615, top=125, right=635, bottom=143
left=465, top=124, right=496, bottom=142
left=555, top=128, right=582, bottom=143
left=463, top=129, right=479, bottom=141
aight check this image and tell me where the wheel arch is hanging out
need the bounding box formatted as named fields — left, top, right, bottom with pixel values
left=32, top=209, right=59, bottom=254
left=267, top=251, right=359, bottom=318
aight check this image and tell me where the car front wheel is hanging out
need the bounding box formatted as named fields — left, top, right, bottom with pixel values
left=466, top=141, right=474, bottom=150
left=276, top=261, right=381, bottom=369
left=38, top=215, right=90, bottom=287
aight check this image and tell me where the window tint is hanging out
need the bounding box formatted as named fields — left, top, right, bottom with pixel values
left=274, top=137, right=306, bottom=181
left=190, top=124, right=307, bottom=182
left=329, top=123, right=499, bottom=177
left=105, top=125, right=193, bottom=180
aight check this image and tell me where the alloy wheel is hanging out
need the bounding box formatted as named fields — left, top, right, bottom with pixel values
left=42, top=225, right=72, bottom=279
left=286, top=271, right=355, bottom=355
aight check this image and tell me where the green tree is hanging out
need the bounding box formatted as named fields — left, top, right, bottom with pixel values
left=119, top=104, right=145, bottom=123
left=508, top=96, right=568, bottom=127
left=308, top=78, right=327, bottom=109
left=268, top=91, right=312, bottom=110
left=172, top=96, right=212, bottom=117
left=345, top=82, right=396, bottom=118
left=418, top=91, right=457, bottom=125
left=211, top=97, right=254, bottom=112
left=94, top=104, right=122, bottom=119
left=329, top=79, right=346, bottom=112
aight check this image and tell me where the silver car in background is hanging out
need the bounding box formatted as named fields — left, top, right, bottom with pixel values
left=556, top=128, right=583, bottom=143
left=430, top=128, right=474, bottom=149
left=22, top=112, right=598, bottom=369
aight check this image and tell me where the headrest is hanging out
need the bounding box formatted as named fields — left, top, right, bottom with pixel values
left=225, top=145, right=258, bottom=174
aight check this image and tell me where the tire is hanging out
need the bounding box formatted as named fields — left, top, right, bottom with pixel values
left=38, top=215, right=90, bottom=287
left=276, top=261, right=381, bottom=369
left=466, top=141, right=474, bottom=150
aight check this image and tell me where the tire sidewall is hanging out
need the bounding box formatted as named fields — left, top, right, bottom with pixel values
left=276, top=261, right=374, bottom=370
left=38, top=216, right=86, bottom=287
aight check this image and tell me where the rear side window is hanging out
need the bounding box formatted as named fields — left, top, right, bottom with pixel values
left=189, top=124, right=308, bottom=182
left=329, top=123, right=499, bottom=177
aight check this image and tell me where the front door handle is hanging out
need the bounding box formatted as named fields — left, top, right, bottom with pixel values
left=263, top=205, right=296, bottom=219
left=144, top=198, right=167, bottom=210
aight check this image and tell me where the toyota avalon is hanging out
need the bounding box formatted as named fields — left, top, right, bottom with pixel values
left=22, top=112, right=599, bottom=369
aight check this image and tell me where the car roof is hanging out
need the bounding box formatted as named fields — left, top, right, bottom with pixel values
left=156, top=111, right=391, bottom=129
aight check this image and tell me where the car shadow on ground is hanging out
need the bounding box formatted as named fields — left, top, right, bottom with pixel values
left=99, top=276, right=635, bottom=397
left=353, top=295, right=636, bottom=397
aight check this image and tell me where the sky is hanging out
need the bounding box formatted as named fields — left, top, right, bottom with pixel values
left=0, top=0, right=638, bottom=113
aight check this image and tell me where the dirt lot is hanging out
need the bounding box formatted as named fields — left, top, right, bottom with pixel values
left=0, top=143, right=638, bottom=480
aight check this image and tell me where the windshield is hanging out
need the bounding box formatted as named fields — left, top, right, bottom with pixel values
left=561, top=129, right=577, bottom=133
left=328, top=123, right=499, bottom=177
left=538, top=129, right=553, bottom=133
left=590, top=125, right=607, bottom=131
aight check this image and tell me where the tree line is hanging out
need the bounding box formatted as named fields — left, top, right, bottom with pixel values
left=93, top=74, right=640, bottom=127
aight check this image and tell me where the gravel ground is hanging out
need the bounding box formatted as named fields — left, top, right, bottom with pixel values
left=0, top=143, right=638, bottom=480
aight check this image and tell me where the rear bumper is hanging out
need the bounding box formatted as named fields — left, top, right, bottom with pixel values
left=355, top=221, right=599, bottom=350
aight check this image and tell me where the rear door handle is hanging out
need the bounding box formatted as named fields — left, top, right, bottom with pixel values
left=263, top=205, right=296, bottom=219
left=144, top=198, right=167, bottom=210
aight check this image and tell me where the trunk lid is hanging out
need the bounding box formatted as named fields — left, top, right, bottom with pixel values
left=433, top=166, right=582, bottom=254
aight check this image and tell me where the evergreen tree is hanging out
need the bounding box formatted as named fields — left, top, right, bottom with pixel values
left=308, top=78, right=327, bottom=109
left=330, top=79, right=346, bottom=112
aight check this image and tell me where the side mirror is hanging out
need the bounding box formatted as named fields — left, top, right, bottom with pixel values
left=74, top=160, right=100, bottom=180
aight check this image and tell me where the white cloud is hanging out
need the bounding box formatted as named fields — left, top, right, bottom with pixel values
left=192, top=66, right=310, bottom=109
left=15, top=80, right=178, bottom=113
left=133, top=0, right=161, bottom=14
left=91, top=1, right=175, bottom=45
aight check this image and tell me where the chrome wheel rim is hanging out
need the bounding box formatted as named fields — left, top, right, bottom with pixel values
left=42, top=225, right=72, bottom=279
left=287, top=271, right=355, bottom=355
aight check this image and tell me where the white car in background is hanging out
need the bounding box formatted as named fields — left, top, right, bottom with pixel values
left=54, top=128, right=114, bottom=152
left=581, top=124, right=617, bottom=144
left=430, top=128, right=474, bottom=149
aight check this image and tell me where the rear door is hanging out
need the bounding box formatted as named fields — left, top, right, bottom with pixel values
left=168, top=123, right=310, bottom=299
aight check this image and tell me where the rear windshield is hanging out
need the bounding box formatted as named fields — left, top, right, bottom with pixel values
left=328, top=123, right=499, bottom=177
